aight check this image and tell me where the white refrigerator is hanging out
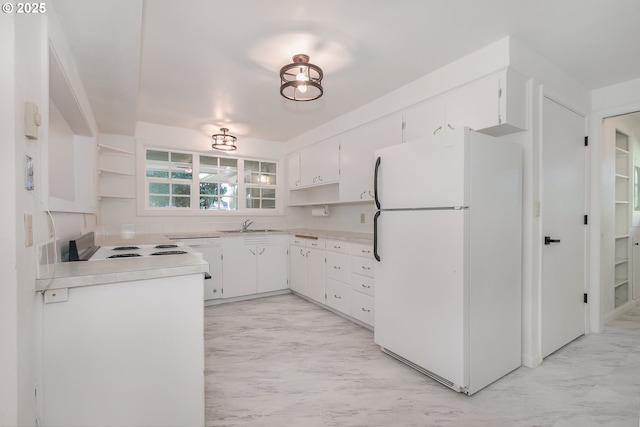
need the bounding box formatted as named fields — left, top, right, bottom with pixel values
left=373, top=127, right=522, bottom=395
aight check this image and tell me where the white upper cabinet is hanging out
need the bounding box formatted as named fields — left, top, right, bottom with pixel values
left=403, top=69, right=527, bottom=141
left=287, top=152, right=301, bottom=189
left=339, top=114, right=403, bottom=203
left=300, top=136, right=340, bottom=187
left=402, top=97, right=446, bottom=142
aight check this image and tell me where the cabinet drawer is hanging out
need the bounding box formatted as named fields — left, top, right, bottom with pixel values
left=351, top=243, right=374, bottom=258
left=351, top=274, right=374, bottom=297
left=326, top=240, right=350, bottom=254
left=325, top=279, right=350, bottom=314
left=350, top=291, right=374, bottom=326
left=307, top=239, right=325, bottom=249
left=326, top=251, right=351, bottom=283
left=290, top=235, right=308, bottom=246
left=352, top=256, right=374, bottom=277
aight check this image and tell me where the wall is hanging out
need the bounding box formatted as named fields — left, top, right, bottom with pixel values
left=96, top=123, right=305, bottom=236
left=0, top=8, right=100, bottom=425
left=0, top=13, right=19, bottom=427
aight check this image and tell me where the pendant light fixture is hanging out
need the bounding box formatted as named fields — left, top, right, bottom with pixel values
left=211, top=128, right=237, bottom=151
left=279, top=54, right=323, bottom=101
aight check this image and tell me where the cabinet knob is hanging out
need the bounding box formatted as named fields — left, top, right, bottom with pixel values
left=334, top=294, right=341, bottom=299
left=361, top=307, right=371, bottom=313
left=361, top=284, right=371, bottom=289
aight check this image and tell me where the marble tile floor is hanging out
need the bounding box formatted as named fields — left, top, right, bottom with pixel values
left=204, top=294, right=640, bottom=427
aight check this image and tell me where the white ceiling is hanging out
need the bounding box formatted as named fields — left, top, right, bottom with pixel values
left=50, top=0, right=640, bottom=142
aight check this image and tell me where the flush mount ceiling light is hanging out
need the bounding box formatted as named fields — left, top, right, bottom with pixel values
left=279, top=54, right=323, bottom=101
left=211, top=128, right=237, bottom=151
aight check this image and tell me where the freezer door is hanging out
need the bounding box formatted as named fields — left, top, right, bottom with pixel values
left=374, top=209, right=468, bottom=388
left=374, top=128, right=469, bottom=209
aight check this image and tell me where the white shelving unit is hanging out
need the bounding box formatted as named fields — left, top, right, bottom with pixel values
left=614, top=131, right=631, bottom=308
left=97, top=140, right=136, bottom=201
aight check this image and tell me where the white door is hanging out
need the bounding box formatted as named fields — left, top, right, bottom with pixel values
left=374, top=209, right=467, bottom=388
left=541, top=97, right=586, bottom=358
left=374, top=128, right=468, bottom=209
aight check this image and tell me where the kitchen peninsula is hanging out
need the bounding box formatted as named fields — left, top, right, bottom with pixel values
left=36, top=234, right=208, bottom=427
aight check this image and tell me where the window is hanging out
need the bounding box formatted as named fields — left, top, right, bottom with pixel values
left=143, top=148, right=279, bottom=214
left=146, top=150, right=192, bottom=208
left=244, top=160, right=277, bottom=209
left=199, top=155, right=238, bottom=210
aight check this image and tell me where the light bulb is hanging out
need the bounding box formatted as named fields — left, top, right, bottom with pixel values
left=296, top=70, right=308, bottom=93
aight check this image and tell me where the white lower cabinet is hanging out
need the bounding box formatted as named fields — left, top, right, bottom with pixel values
left=350, top=290, right=374, bottom=325
left=322, top=240, right=375, bottom=327
left=172, top=238, right=223, bottom=301
left=350, top=243, right=375, bottom=327
left=222, top=235, right=288, bottom=299
left=289, top=236, right=326, bottom=304
left=325, top=279, right=351, bottom=314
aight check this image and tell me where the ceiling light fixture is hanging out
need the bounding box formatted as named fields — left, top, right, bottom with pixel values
left=279, top=54, right=323, bottom=101
left=211, top=128, right=237, bottom=151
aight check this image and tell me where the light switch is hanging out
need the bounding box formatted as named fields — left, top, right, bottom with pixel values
left=24, top=102, right=41, bottom=140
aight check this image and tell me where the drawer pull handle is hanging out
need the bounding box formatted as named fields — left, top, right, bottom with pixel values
left=361, top=250, right=371, bottom=254
left=333, top=266, right=340, bottom=270
left=334, top=294, right=341, bottom=299
left=361, top=266, right=371, bottom=270
left=361, top=307, right=371, bottom=313
left=333, top=245, right=341, bottom=249
left=361, top=284, right=371, bottom=289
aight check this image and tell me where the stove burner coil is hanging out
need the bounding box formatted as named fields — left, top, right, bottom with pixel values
left=154, top=244, right=179, bottom=249
left=107, top=253, right=142, bottom=258
left=112, top=246, right=140, bottom=251
left=150, top=250, right=188, bottom=256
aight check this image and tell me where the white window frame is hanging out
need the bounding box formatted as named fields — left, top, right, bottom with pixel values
left=136, top=145, right=284, bottom=217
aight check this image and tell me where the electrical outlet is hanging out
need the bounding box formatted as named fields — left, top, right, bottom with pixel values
left=360, top=213, right=365, bottom=224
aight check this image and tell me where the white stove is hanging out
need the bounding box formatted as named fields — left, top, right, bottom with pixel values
left=89, top=243, right=200, bottom=261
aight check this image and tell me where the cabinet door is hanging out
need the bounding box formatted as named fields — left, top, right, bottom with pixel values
left=300, top=136, right=340, bottom=186
left=289, top=245, right=307, bottom=294
left=306, top=247, right=326, bottom=303
left=326, top=251, right=351, bottom=283
left=325, top=279, right=351, bottom=314
left=445, top=77, right=500, bottom=132
left=350, top=291, right=374, bottom=326
left=222, top=244, right=257, bottom=298
left=286, top=152, right=301, bottom=189
left=196, top=245, right=222, bottom=300
left=339, top=115, right=403, bottom=202
left=257, top=244, right=288, bottom=293
left=402, top=97, right=445, bottom=142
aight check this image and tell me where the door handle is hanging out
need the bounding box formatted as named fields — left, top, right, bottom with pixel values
left=373, top=211, right=381, bottom=261
left=544, top=236, right=561, bottom=245
left=374, top=157, right=381, bottom=209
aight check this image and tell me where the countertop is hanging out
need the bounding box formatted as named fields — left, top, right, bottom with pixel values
left=36, top=233, right=208, bottom=292
left=167, top=229, right=374, bottom=244
left=36, top=229, right=372, bottom=292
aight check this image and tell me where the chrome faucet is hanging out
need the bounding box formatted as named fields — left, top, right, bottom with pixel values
left=242, top=219, right=254, bottom=231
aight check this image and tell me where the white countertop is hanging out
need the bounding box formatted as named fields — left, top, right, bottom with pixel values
left=36, top=233, right=208, bottom=292
left=36, top=229, right=372, bottom=292
left=167, top=229, right=373, bottom=244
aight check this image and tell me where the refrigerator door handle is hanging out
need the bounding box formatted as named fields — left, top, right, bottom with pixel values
left=373, top=210, right=381, bottom=261
left=374, top=157, right=381, bottom=209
